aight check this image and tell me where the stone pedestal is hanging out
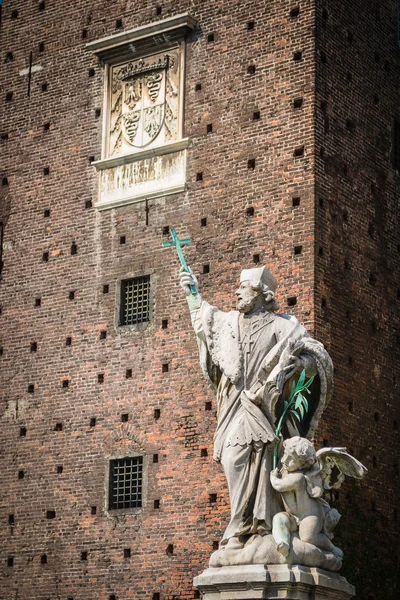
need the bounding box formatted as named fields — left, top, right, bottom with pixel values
left=193, top=564, right=355, bottom=600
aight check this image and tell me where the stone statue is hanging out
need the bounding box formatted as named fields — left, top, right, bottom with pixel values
left=180, top=265, right=339, bottom=567
left=270, top=437, right=367, bottom=563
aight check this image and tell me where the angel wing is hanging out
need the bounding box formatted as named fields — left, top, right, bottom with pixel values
left=316, top=447, right=368, bottom=491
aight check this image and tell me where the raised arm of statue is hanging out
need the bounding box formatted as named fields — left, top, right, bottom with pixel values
left=179, top=266, right=207, bottom=342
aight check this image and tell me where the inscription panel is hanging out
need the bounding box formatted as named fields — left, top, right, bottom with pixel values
left=99, top=150, right=186, bottom=209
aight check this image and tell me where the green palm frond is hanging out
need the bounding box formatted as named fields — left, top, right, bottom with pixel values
left=272, top=368, right=315, bottom=469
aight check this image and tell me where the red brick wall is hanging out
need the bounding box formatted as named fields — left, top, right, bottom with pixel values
left=313, top=1, right=400, bottom=598
left=0, top=1, right=397, bottom=599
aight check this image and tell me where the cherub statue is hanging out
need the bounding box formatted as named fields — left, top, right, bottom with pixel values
left=270, top=436, right=367, bottom=561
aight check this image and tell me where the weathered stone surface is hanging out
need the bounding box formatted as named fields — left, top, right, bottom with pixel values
left=208, top=534, right=341, bottom=572
left=181, top=266, right=336, bottom=568
left=97, top=148, right=187, bottom=208
left=194, top=564, right=355, bottom=600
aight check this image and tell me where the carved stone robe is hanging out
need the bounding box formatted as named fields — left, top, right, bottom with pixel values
left=188, top=295, right=333, bottom=542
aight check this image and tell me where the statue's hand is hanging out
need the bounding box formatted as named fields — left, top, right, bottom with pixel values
left=286, top=354, right=304, bottom=373
left=243, top=385, right=264, bottom=406
left=179, top=265, right=199, bottom=296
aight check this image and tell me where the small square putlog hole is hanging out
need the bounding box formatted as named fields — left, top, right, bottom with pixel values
left=294, top=146, right=304, bottom=157
left=246, top=206, right=254, bottom=216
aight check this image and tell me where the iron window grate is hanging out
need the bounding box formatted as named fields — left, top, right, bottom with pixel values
left=109, top=456, right=143, bottom=510
left=120, top=276, right=150, bottom=325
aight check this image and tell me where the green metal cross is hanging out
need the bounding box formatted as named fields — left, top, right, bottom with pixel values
left=161, top=228, right=197, bottom=295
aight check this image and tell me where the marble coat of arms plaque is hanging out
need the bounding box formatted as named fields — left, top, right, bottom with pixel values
left=88, top=15, right=196, bottom=209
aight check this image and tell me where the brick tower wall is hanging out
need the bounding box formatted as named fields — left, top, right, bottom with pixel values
left=0, top=1, right=397, bottom=599
left=313, top=2, right=399, bottom=598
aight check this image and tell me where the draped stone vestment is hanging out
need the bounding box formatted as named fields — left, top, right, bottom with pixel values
left=188, top=295, right=333, bottom=542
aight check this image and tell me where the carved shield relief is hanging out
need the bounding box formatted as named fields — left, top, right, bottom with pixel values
left=108, top=50, right=180, bottom=158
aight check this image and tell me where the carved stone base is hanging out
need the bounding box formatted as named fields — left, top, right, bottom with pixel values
left=193, top=564, right=355, bottom=600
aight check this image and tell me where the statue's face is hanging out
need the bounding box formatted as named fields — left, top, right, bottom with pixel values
left=235, top=281, right=261, bottom=313
left=281, top=449, right=303, bottom=472
left=281, top=441, right=316, bottom=472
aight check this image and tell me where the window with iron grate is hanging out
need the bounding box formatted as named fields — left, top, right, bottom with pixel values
left=108, top=456, right=143, bottom=510
left=120, top=276, right=150, bottom=326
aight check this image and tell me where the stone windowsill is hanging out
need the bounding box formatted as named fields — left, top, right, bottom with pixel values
left=92, top=138, right=191, bottom=171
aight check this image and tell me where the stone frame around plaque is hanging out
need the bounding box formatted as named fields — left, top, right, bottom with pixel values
left=87, top=13, right=197, bottom=210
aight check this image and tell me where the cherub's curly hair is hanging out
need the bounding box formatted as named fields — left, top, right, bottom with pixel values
left=284, top=436, right=317, bottom=469
left=249, top=282, right=279, bottom=312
